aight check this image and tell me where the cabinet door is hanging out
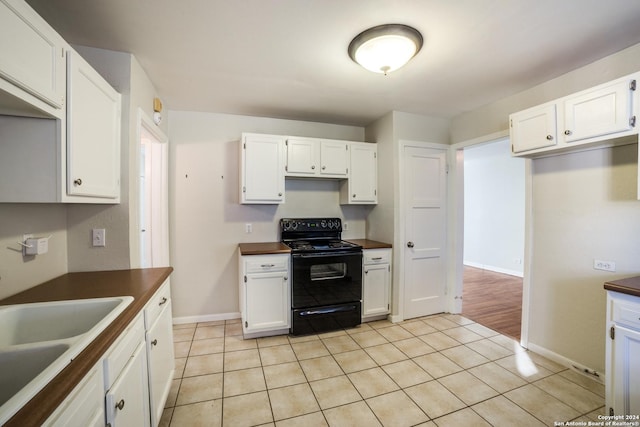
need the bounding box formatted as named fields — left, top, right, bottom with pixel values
left=564, top=79, right=634, bottom=143
left=611, top=324, right=640, bottom=416
left=286, top=137, right=318, bottom=176
left=106, top=341, right=149, bottom=427
left=0, top=0, right=65, bottom=109
left=241, top=134, right=285, bottom=204
left=45, top=364, right=104, bottom=427
left=510, top=103, right=557, bottom=153
left=363, top=263, right=390, bottom=317
left=67, top=50, right=121, bottom=199
left=147, top=302, right=175, bottom=427
left=348, top=143, right=377, bottom=204
left=245, top=271, right=289, bottom=331
left=320, top=140, right=349, bottom=177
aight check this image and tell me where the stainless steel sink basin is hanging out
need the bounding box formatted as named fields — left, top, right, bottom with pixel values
left=0, top=296, right=133, bottom=424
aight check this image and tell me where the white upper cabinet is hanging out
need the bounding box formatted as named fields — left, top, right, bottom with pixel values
left=510, top=103, right=558, bottom=153
left=341, top=142, right=377, bottom=204
left=0, top=0, right=66, bottom=114
left=319, top=140, right=349, bottom=177
left=511, top=72, right=638, bottom=157
left=563, top=79, right=634, bottom=143
left=240, top=133, right=285, bottom=204
left=66, top=49, right=121, bottom=200
left=285, top=138, right=349, bottom=178
left=285, top=137, right=317, bottom=176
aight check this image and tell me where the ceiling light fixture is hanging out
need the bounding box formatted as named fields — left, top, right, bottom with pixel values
left=348, top=24, right=423, bottom=75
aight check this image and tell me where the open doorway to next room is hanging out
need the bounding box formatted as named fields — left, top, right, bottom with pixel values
left=461, top=138, right=525, bottom=340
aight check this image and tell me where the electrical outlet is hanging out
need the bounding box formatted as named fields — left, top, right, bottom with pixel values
left=92, top=229, right=106, bottom=247
left=245, top=223, right=252, bottom=233
left=594, top=259, right=616, bottom=272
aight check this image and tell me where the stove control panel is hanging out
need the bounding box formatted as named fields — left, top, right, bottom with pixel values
left=281, top=218, right=342, bottom=232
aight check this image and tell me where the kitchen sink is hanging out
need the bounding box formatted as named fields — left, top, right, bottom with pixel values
left=0, top=297, right=132, bottom=346
left=0, top=296, right=133, bottom=424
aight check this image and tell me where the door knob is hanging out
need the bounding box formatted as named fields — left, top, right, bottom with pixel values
left=407, top=241, right=414, bottom=248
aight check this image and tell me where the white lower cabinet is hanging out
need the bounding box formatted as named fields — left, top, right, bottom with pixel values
left=362, top=248, right=391, bottom=320
left=240, top=253, right=290, bottom=337
left=44, top=362, right=104, bottom=427
left=145, top=282, right=175, bottom=427
left=606, top=291, right=640, bottom=416
left=105, top=341, right=149, bottom=427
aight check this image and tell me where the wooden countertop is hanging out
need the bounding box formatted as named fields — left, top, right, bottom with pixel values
left=0, top=267, right=173, bottom=426
left=347, top=239, right=393, bottom=249
left=238, top=242, right=291, bottom=255
left=604, top=276, right=640, bottom=298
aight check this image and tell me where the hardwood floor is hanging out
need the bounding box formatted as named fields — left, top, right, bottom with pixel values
left=461, top=266, right=523, bottom=340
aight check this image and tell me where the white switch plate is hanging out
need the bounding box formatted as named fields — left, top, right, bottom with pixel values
left=245, top=223, right=252, bottom=233
left=92, top=229, right=106, bottom=247
left=343, top=222, right=349, bottom=231
left=594, top=259, right=616, bottom=272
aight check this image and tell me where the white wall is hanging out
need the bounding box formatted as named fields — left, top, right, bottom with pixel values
left=463, top=138, right=525, bottom=276
left=168, top=111, right=368, bottom=320
left=450, top=42, right=640, bottom=373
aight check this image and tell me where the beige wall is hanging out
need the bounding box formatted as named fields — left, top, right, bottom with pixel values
left=365, top=111, right=451, bottom=317
left=67, top=47, right=164, bottom=272
left=449, top=42, right=640, bottom=372
left=168, top=111, right=367, bottom=320
left=0, top=204, right=68, bottom=299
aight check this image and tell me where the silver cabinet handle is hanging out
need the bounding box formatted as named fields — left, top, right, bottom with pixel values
left=407, top=241, right=414, bottom=248
left=73, top=178, right=82, bottom=186
left=261, top=264, right=275, bottom=268
left=151, top=339, right=158, bottom=346
left=352, top=194, right=356, bottom=198
left=278, top=192, right=283, bottom=196
left=159, top=297, right=167, bottom=306
left=115, top=399, right=125, bottom=410
left=564, top=130, right=572, bottom=136
left=322, top=166, right=326, bottom=170
left=546, top=135, right=553, bottom=140
left=311, top=165, right=316, bottom=170
left=371, top=257, right=382, bottom=260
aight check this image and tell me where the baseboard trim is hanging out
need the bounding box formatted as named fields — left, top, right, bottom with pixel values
left=173, top=312, right=241, bottom=325
left=464, top=261, right=524, bottom=278
left=527, top=342, right=604, bottom=385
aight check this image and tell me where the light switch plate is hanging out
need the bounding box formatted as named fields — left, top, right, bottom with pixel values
left=92, top=228, right=106, bottom=247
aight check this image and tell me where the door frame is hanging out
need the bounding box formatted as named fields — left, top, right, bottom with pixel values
left=130, top=108, right=170, bottom=268
left=396, top=139, right=450, bottom=323
left=448, top=130, right=532, bottom=348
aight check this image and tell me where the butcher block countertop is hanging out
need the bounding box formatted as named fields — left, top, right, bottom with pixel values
left=604, top=276, right=640, bottom=298
left=0, top=267, right=173, bottom=427
left=348, top=239, right=392, bottom=249
left=238, top=242, right=291, bottom=255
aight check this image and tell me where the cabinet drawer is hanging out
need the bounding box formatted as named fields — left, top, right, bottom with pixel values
left=364, top=249, right=391, bottom=265
left=145, top=280, right=171, bottom=330
left=245, top=255, right=288, bottom=273
left=103, top=315, right=144, bottom=390
left=613, top=299, right=640, bottom=330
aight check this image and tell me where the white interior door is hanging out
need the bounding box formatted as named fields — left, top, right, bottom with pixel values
left=139, top=115, right=169, bottom=268
left=403, top=145, right=447, bottom=319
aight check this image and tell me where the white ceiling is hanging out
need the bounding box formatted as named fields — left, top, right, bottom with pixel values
left=26, top=0, right=640, bottom=126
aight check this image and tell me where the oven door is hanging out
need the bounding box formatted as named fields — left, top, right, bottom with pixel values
left=291, top=251, right=362, bottom=309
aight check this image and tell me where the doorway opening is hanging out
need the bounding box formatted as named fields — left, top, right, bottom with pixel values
left=459, top=138, right=525, bottom=340
left=138, top=113, right=169, bottom=268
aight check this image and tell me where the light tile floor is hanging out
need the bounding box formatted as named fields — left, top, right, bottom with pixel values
left=161, top=314, right=605, bottom=427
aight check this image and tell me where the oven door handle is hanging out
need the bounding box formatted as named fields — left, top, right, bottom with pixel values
left=298, top=305, right=358, bottom=316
